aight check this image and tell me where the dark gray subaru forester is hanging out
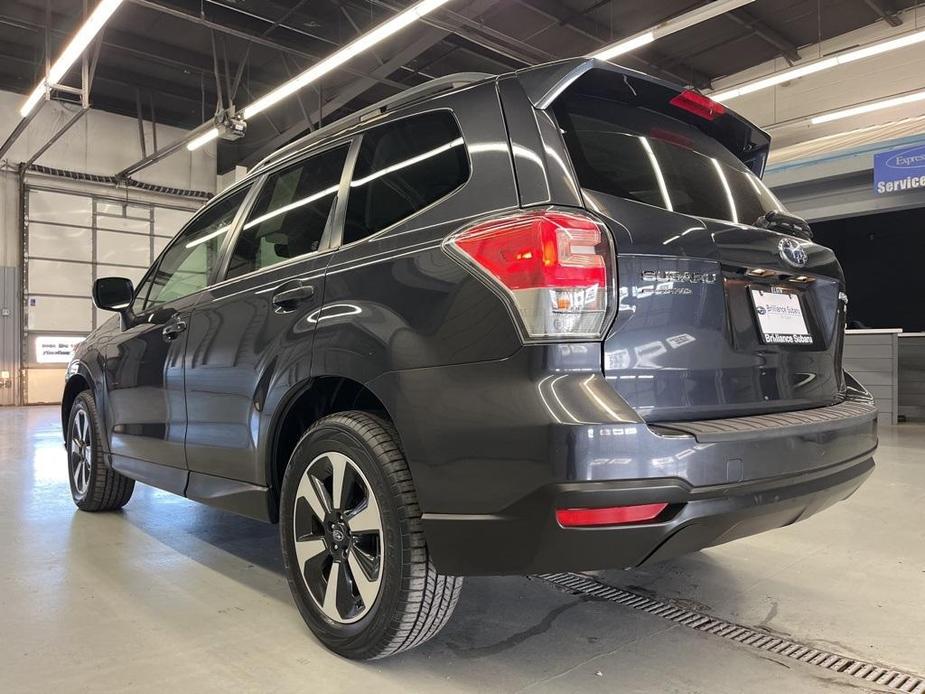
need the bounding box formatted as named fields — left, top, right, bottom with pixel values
left=63, top=58, right=878, bottom=660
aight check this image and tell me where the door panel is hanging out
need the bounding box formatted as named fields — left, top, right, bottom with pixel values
left=103, top=297, right=197, bottom=468
left=103, top=186, right=251, bottom=470
left=184, top=143, right=349, bottom=485
left=184, top=258, right=331, bottom=483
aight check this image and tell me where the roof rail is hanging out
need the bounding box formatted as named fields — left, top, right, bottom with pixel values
left=251, top=71, right=493, bottom=175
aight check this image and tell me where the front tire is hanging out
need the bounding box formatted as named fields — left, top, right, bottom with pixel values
left=67, top=390, right=134, bottom=511
left=280, top=411, right=462, bottom=660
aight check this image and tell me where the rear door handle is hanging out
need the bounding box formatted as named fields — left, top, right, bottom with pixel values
left=162, top=318, right=188, bottom=342
left=272, top=279, right=315, bottom=312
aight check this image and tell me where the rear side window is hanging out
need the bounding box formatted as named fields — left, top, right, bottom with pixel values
left=555, top=93, right=782, bottom=225
left=226, top=144, right=348, bottom=280
left=343, top=111, right=469, bottom=244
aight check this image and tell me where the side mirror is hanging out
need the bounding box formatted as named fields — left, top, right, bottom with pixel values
left=93, top=277, right=134, bottom=312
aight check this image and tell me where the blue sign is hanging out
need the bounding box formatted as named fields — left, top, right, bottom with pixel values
left=874, top=143, right=925, bottom=195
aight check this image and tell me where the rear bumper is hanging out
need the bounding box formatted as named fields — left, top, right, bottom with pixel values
left=423, top=455, right=874, bottom=575
left=371, top=350, right=878, bottom=576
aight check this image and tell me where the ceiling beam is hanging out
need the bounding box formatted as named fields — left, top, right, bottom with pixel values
left=862, top=0, right=903, bottom=27
left=725, top=8, right=801, bottom=63
left=126, top=0, right=409, bottom=91
left=237, top=0, right=502, bottom=168
left=0, top=8, right=282, bottom=97
left=510, top=0, right=714, bottom=89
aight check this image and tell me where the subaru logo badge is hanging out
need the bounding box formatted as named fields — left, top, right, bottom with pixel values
left=778, top=237, right=807, bottom=268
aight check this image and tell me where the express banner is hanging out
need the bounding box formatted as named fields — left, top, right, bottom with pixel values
left=874, top=143, right=925, bottom=195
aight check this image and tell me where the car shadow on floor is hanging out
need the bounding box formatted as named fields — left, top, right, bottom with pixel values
left=119, top=487, right=747, bottom=669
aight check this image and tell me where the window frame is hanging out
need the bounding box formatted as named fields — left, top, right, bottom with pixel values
left=332, top=107, right=471, bottom=250
left=212, top=136, right=359, bottom=286
left=129, top=180, right=256, bottom=316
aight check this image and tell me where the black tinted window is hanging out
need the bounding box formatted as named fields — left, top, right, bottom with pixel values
left=136, top=187, right=249, bottom=311
left=556, top=94, right=782, bottom=225
left=226, top=145, right=348, bottom=280
left=344, top=111, right=469, bottom=244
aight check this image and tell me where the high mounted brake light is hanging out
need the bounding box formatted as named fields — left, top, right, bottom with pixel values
left=446, top=209, right=614, bottom=340
left=669, top=89, right=725, bottom=121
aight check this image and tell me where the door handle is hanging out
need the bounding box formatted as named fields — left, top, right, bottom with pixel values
left=272, top=279, right=315, bottom=312
left=162, top=319, right=188, bottom=342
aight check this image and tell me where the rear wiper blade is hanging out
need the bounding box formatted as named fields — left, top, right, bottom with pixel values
left=755, top=210, right=813, bottom=240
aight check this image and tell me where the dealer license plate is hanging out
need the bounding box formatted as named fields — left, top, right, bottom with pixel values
left=750, top=288, right=812, bottom=345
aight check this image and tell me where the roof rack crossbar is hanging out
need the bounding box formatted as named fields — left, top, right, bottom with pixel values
left=251, top=72, right=492, bottom=174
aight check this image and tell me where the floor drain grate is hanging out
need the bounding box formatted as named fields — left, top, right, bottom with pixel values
left=538, top=572, right=924, bottom=693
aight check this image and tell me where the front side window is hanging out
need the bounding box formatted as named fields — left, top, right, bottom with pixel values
left=555, top=93, right=783, bottom=225
left=135, top=187, right=249, bottom=312
left=225, top=145, right=348, bottom=280
left=343, top=111, right=469, bottom=244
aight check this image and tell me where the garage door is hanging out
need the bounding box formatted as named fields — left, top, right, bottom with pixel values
left=23, top=183, right=200, bottom=404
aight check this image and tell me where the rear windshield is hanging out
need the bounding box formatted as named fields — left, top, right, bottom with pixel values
left=555, top=93, right=783, bottom=225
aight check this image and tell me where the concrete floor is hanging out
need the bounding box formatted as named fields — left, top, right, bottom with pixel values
left=1, top=406, right=922, bottom=694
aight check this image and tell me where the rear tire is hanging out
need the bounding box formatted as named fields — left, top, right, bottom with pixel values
left=280, top=411, right=462, bottom=660
left=67, top=390, right=134, bottom=511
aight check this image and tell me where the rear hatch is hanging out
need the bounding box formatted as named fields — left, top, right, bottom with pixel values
left=546, top=65, right=846, bottom=422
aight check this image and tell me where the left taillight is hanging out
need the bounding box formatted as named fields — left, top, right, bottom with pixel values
left=445, top=209, right=614, bottom=341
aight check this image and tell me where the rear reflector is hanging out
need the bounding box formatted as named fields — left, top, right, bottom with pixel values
left=446, top=209, right=613, bottom=340
left=556, top=503, right=668, bottom=527
left=669, top=89, right=725, bottom=121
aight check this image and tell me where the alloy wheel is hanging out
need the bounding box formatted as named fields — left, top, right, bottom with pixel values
left=70, top=408, right=92, bottom=498
left=293, top=452, right=384, bottom=624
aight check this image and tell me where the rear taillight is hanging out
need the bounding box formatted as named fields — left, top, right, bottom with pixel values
left=446, top=209, right=614, bottom=341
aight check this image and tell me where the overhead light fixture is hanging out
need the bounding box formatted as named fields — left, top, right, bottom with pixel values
left=594, top=32, right=655, bottom=61
left=810, top=89, right=925, bottom=125
left=713, top=27, right=925, bottom=102
left=240, top=0, right=451, bottom=121
left=187, top=127, right=220, bottom=151
left=19, top=0, right=124, bottom=117
left=592, top=0, right=755, bottom=61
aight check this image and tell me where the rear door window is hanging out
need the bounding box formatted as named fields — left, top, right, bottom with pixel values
left=343, top=111, right=469, bottom=244
left=225, top=144, right=348, bottom=280
left=555, top=93, right=782, bottom=225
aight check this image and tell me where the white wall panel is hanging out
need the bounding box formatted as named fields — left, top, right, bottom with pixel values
left=28, top=259, right=92, bottom=296
left=27, top=296, right=92, bottom=332
left=155, top=207, right=195, bottom=237
left=153, top=235, right=170, bottom=255
left=97, top=230, right=151, bottom=267
left=96, top=202, right=150, bottom=219
left=97, top=264, right=147, bottom=285
left=28, top=223, right=92, bottom=262
left=28, top=190, right=92, bottom=227
left=96, top=216, right=152, bottom=234
left=26, top=368, right=67, bottom=404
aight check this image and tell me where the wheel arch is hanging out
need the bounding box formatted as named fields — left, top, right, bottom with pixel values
left=61, top=363, right=98, bottom=442
left=266, top=376, right=393, bottom=519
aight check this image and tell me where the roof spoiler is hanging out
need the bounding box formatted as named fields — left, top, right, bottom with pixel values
left=514, top=58, right=772, bottom=177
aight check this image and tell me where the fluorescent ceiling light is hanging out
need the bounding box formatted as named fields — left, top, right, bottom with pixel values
left=592, top=0, right=755, bottom=62
left=713, top=27, right=925, bottom=102
left=19, top=0, right=124, bottom=117
left=241, top=0, right=451, bottom=121
left=810, top=89, right=925, bottom=125
left=594, top=32, right=655, bottom=61
left=187, top=127, right=220, bottom=151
